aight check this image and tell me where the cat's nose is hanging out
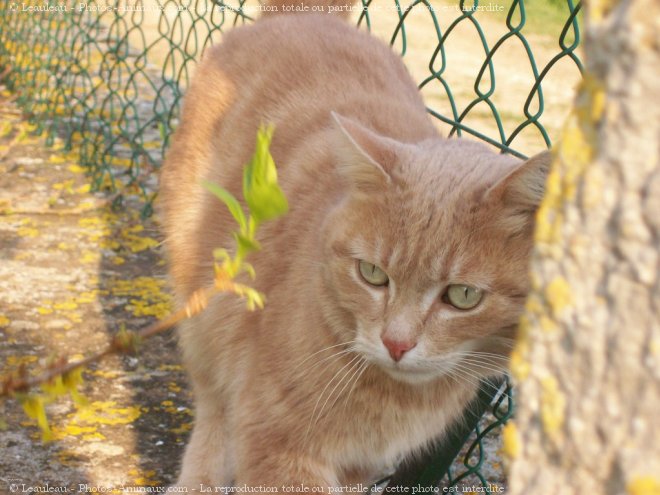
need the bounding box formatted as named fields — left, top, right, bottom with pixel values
left=382, top=337, right=417, bottom=362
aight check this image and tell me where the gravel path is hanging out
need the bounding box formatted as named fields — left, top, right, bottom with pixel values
left=0, top=92, right=189, bottom=491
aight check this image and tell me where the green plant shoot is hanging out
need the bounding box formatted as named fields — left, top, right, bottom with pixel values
left=202, top=125, right=288, bottom=299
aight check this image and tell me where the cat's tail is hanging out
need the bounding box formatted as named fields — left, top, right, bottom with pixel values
left=260, top=0, right=357, bottom=19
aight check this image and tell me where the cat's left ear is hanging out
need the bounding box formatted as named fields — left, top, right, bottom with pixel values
left=331, top=112, right=397, bottom=193
left=486, top=150, right=553, bottom=226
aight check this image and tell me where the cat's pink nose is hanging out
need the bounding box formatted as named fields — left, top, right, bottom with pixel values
left=382, top=337, right=417, bottom=362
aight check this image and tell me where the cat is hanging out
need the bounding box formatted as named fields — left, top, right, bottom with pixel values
left=159, top=0, right=550, bottom=488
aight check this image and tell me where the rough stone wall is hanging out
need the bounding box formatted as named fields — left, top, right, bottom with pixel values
left=505, top=0, right=660, bottom=493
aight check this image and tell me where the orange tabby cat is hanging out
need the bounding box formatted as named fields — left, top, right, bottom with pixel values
left=159, top=0, right=550, bottom=488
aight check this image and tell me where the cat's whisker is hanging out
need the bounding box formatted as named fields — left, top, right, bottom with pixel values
left=451, top=358, right=509, bottom=371
left=483, top=337, right=517, bottom=349
left=458, top=364, right=509, bottom=380
left=304, top=354, right=362, bottom=443
left=443, top=368, right=482, bottom=390
left=424, top=359, right=499, bottom=392
left=449, top=350, right=511, bottom=360
left=324, top=357, right=367, bottom=421
left=343, top=360, right=370, bottom=412
left=293, top=347, right=356, bottom=379
left=451, top=363, right=497, bottom=383
left=454, top=349, right=511, bottom=356
left=450, top=364, right=504, bottom=393
left=441, top=371, right=498, bottom=423
left=290, top=340, right=357, bottom=375
left=439, top=370, right=487, bottom=424
left=457, top=356, right=510, bottom=374
left=310, top=356, right=364, bottom=429
left=458, top=357, right=509, bottom=372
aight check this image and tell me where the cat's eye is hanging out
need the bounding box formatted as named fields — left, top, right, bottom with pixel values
left=445, top=284, right=483, bottom=310
left=358, top=261, right=389, bottom=287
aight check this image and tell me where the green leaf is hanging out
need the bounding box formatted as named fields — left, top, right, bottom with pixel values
left=41, top=375, right=66, bottom=397
left=201, top=180, right=247, bottom=232
left=63, top=367, right=88, bottom=407
left=242, top=262, right=256, bottom=280
left=21, top=394, right=53, bottom=441
left=242, top=126, right=289, bottom=224
left=244, top=288, right=265, bottom=311
left=233, top=232, right=261, bottom=256
left=212, top=248, right=231, bottom=262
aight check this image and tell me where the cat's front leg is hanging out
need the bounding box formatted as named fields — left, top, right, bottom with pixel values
left=175, top=397, right=231, bottom=488
left=235, top=449, right=339, bottom=492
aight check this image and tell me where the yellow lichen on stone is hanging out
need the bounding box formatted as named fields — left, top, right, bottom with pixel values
left=53, top=180, right=75, bottom=195
left=128, top=468, right=160, bottom=487
left=81, top=250, right=100, bottom=264
left=53, top=301, right=78, bottom=311
left=589, top=0, right=619, bottom=23
left=559, top=123, right=593, bottom=198
left=524, top=294, right=544, bottom=317
left=534, top=166, right=564, bottom=246
left=67, top=164, right=86, bottom=174
left=17, top=226, right=39, bottom=238
left=171, top=422, right=193, bottom=435
left=650, top=339, right=660, bottom=356
left=539, top=315, right=559, bottom=333
left=90, top=369, right=123, bottom=379
left=75, top=290, right=108, bottom=304
left=545, top=276, right=573, bottom=317
left=501, top=422, right=522, bottom=459
left=575, top=74, right=607, bottom=126
left=81, top=432, right=106, bottom=441
left=557, top=75, right=605, bottom=199
left=540, top=376, right=566, bottom=438
left=6, top=355, right=38, bottom=367
left=0, top=314, right=9, bottom=327
left=534, top=73, right=605, bottom=252
left=510, top=316, right=531, bottom=381
left=111, top=277, right=172, bottom=319
left=74, top=400, right=142, bottom=425
left=627, top=476, right=660, bottom=495
left=120, top=227, right=159, bottom=253
left=158, top=364, right=183, bottom=372
left=112, top=256, right=126, bottom=265
left=50, top=424, right=99, bottom=441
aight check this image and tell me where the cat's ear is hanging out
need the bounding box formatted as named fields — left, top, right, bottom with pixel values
left=331, top=112, right=395, bottom=193
left=487, top=150, right=553, bottom=230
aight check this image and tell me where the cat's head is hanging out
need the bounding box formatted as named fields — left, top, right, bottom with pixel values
left=318, top=113, right=551, bottom=385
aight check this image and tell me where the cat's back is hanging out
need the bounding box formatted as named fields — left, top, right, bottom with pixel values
left=160, top=12, right=434, bottom=298
left=199, top=13, right=424, bottom=127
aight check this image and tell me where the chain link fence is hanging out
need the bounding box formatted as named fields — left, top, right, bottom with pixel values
left=0, top=0, right=582, bottom=489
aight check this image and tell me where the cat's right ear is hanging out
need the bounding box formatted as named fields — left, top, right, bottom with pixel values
left=485, top=150, right=553, bottom=233
left=331, top=112, right=395, bottom=193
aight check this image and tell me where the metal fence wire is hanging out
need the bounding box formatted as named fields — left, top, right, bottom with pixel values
left=0, top=0, right=582, bottom=489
